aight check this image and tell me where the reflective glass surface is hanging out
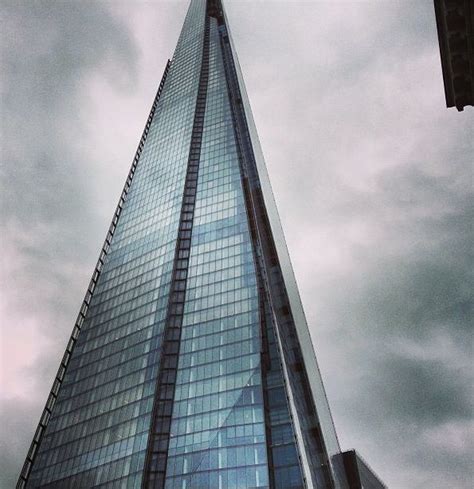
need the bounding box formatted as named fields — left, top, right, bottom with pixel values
left=27, top=2, right=206, bottom=487
left=164, top=17, right=269, bottom=489
left=222, top=6, right=346, bottom=488
left=23, top=1, right=348, bottom=488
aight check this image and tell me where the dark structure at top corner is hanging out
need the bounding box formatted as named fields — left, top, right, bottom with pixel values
left=341, top=450, right=387, bottom=489
left=434, top=0, right=474, bottom=111
left=207, top=0, right=225, bottom=23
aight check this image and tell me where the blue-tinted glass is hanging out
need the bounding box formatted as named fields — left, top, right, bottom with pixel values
left=164, top=17, right=268, bottom=489
left=20, top=1, right=359, bottom=488
left=27, top=2, right=206, bottom=487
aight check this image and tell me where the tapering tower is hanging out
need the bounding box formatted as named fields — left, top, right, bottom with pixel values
left=19, top=1, right=385, bottom=488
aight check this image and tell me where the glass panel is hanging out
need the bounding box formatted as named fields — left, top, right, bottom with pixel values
left=27, top=2, right=206, bottom=487
left=164, top=17, right=269, bottom=489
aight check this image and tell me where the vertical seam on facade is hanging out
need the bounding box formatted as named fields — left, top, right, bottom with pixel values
left=142, top=13, right=211, bottom=489
left=210, top=9, right=286, bottom=489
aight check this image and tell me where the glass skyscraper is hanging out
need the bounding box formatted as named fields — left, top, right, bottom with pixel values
left=19, top=1, right=385, bottom=488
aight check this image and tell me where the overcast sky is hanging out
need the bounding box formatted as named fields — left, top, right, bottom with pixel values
left=1, top=0, right=473, bottom=488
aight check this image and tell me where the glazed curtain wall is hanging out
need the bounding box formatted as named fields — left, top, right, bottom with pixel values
left=27, top=2, right=206, bottom=487
left=23, top=1, right=345, bottom=488
left=163, top=17, right=268, bottom=489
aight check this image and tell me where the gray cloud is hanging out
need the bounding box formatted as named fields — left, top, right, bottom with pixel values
left=1, top=1, right=472, bottom=488
left=372, top=354, right=471, bottom=424
left=2, top=0, right=136, bottom=219
left=1, top=1, right=138, bottom=486
left=0, top=399, right=39, bottom=488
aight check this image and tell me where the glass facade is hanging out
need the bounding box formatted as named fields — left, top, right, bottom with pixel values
left=25, top=2, right=206, bottom=487
left=164, top=17, right=268, bottom=488
left=18, top=1, right=385, bottom=488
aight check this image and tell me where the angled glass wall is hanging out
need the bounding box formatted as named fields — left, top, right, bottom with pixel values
left=24, top=2, right=206, bottom=487
left=19, top=1, right=385, bottom=489
left=164, top=18, right=268, bottom=488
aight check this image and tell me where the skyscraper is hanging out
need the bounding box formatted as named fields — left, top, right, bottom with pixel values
left=19, top=1, right=384, bottom=488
